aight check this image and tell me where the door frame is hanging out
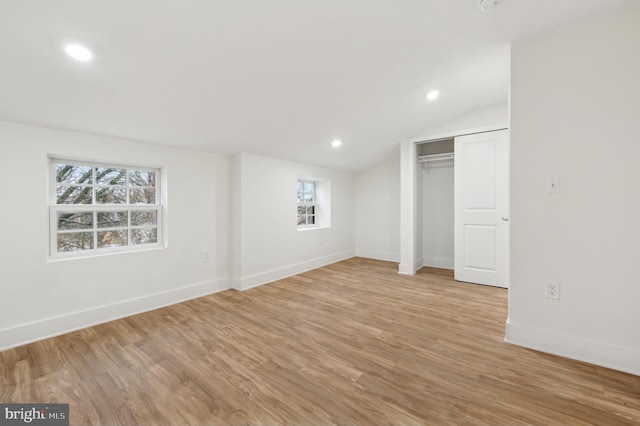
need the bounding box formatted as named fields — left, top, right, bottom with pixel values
left=399, top=124, right=509, bottom=276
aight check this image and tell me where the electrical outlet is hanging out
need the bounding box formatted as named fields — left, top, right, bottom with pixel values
left=545, top=281, right=560, bottom=300
left=546, top=177, right=560, bottom=194
left=202, top=250, right=211, bottom=263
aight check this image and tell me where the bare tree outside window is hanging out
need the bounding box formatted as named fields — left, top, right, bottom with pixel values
left=297, top=180, right=316, bottom=227
left=50, top=160, right=162, bottom=257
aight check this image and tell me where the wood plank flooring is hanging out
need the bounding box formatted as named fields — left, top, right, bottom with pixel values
left=1, top=257, right=639, bottom=425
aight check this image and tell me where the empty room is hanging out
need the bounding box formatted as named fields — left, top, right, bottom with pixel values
left=1, top=0, right=639, bottom=424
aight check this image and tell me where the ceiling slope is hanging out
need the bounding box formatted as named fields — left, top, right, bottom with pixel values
left=0, top=0, right=634, bottom=171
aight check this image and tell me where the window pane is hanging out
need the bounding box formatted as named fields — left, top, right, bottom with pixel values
left=129, top=188, right=156, bottom=204
left=132, top=228, right=157, bottom=245
left=57, top=211, right=93, bottom=230
left=304, top=193, right=314, bottom=202
left=297, top=215, right=305, bottom=226
left=303, top=182, right=314, bottom=193
left=95, top=167, right=126, bottom=185
left=56, top=164, right=92, bottom=184
left=297, top=181, right=303, bottom=192
left=297, top=192, right=304, bottom=203
left=306, top=205, right=315, bottom=214
left=57, top=186, right=92, bottom=204
left=51, top=160, right=163, bottom=256
left=57, top=232, right=94, bottom=252
left=131, top=210, right=157, bottom=226
left=98, top=230, right=128, bottom=248
left=96, top=187, right=126, bottom=204
left=97, top=211, right=128, bottom=228
left=307, top=215, right=316, bottom=225
left=129, top=170, right=156, bottom=187
left=297, top=205, right=306, bottom=215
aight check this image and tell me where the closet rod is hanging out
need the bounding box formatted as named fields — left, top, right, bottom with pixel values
left=418, top=152, right=454, bottom=173
left=416, top=153, right=454, bottom=163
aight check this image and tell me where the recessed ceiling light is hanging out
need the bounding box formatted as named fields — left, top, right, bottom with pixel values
left=331, top=139, right=342, bottom=148
left=426, top=90, right=440, bottom=101
left=64, top=44, right=93, bottom=62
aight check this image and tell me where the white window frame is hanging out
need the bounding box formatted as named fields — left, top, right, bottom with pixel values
left=49, top=158, right=164, bottom=260
left=297, top=179, right=317, bottom=228
left=297, top=178, right=331, bottom=231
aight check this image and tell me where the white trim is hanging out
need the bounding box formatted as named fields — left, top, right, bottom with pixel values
left=409, top=124, right=509, bottom=144
left=47, top=243, right=167, bottom=263
left=399, top=140, right=417, bottom=275
left=297, top=179, right=317, bottom=228
left=297, top=225, right=331, bottom=232
left=400, top=124, right=509, bottom=277
left=236, top=250, right=354, bottom=291
left=422, top=256, right=454, bottom=270
left=398, top=263, right=413, bottom=275
left=398, top=259, right=424, bottom=275
left=0, top=278, right=230, bottom=352
left=355, top=249, right=400, bottom=263
left=49, top=158, right=164, bottom=259
left=48, top=155, right=163, bottom=173
left=505, top=321, right=640, bottom=377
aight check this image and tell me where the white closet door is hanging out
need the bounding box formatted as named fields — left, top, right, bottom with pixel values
left=454, top=130, right=509, bottom=288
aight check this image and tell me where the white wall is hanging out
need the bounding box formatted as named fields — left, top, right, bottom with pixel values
left=355, top=156, right=401, bottom=262
left=421, top=165, right=454, bottom=269
left=0, top=123, right=356, bottom=349
left=507, top=3, right=640, bottom=375
left=232, top=153, right=355, bottom=290
left=362, top=105, right=508, bottom=272
left=0, top=121, right=230, bottom=350
left=411, top=103, right=508, bottom=143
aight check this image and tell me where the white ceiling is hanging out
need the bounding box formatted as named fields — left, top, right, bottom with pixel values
left=0, top=0, right=634, bottom=171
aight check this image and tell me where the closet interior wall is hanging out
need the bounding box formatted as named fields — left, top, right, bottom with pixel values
left=418, top=139, right=455, bottom=270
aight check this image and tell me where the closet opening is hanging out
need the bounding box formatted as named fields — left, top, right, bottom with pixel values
left=417, top=138, right=455, bottom=271
left=405, top=129, right=509, bottom=288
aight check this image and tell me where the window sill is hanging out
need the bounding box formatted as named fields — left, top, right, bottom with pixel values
left=297, top=225, right=331, bottom=232
left=47, top=244, right=167, bottom=262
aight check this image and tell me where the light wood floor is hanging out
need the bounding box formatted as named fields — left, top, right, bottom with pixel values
left=1, top=258, right=639, bottom=425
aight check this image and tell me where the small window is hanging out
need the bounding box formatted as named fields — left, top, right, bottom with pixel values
left=49, top=159, right=163, bottom=258
left=297, top=180, right=316, bottom=227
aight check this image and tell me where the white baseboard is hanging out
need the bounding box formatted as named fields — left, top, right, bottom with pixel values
left=398, top=263, right=413, bottom=275
left=505, top=320, right=640, bottom=377
left=355, top=249, right=400, bottom=263
left=398, top=259, right=424, bottom=275
left=238, top=250, right=355, bottom=291
left=422, top=256, right=454, bottom=270
left=0, top=278, right=230, bottom=352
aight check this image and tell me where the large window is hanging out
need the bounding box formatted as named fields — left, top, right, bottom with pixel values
left=297, top=180, right=316, bottom=227
left=49, top=159, right=163, bottom=258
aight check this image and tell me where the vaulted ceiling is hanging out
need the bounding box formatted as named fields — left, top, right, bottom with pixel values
left=0, top=0, right=633, bottom=171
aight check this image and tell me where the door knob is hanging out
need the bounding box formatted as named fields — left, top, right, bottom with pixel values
left=501, top=217, right=509, bottom=222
